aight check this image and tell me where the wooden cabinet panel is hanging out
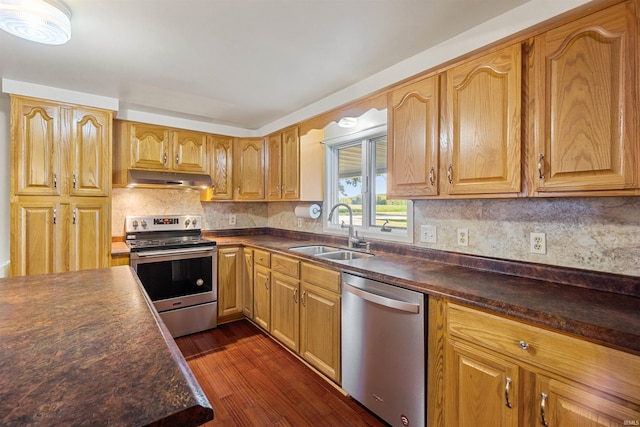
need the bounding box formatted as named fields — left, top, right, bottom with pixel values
left=270, top=272, right=300, bottom=352
left=253, top=248, right=270, bottom=268
left=388, top=75, right=440, bottom=198
left=173, top=130, right=208, bottom=173
left=11, top=201, right=59, bottom=276
left=217, top=247, right=244, bottom=322
left=271, top=254, right=299, bottom=278
left=235, top=138, right=265, bottom=200
left=242, top=249, right=254, bottom=318
left=300, top=281, right=341, bottom=383
left=445, top=340, right=519, bottom=427
left=11, top=98, right=60, bottom=196
left=207, top=135, right=234, bottom=200
left=253, top=265, right=271, bottom=330
left=281, top=127, right=300, bottom=200
left=531, top=2, right=638, bottom=193
left=129, top=123, right=171, bottom=170
left=301, top=262, right=340, bottom=293
left=69, top=201, right=110, bottom=272
left=70, top=108, right=111, bottom=197
left=446, top=43, right=521, bottom=195
left=267, top=134, right=282, bottom=200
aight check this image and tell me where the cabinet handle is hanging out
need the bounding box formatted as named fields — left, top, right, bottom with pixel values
left=248, top=256, right=253, bottom=267
left=264, top=277, right=269, bottom=290
left=447, top=163, right=453, bottom=184
left=540, top=392, right=549, bottom=427
left=505, top=377, right=513, bottom=408
left=72, top=174, right=77, bottom=189
left=53, top=208, right=57, bottom=225
left=72, top=208, right=77, bottom=225
left=429, top=166, right=435, bottom=186
left=293, top=288, right=298, bottom=303
left=537, top=153, right=545, bottom=180
left=519, top=340, right=529, bottom=351
left=163, top=153, right=168, bottom=164
left=301, top=290, right=306, bottom=306
left=53, top=173, right=57, bottom=189
left=175, top=154, right=179, bottom=164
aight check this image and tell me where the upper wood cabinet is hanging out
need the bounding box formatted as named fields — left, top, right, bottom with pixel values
left=387, top=75, right=440, bottom=198
left=444, top=43, right=522, bottom=196
left=11, top=97, right=111, bottom=198
left=205, top=135, right=234, bottom=200
left=267, top=127, right=300, bottom=200
left=234, top=137, right=266, bottom=200
left=529, top=1, right=638, bottom=195
left=124, top=122, right=208, bottom=174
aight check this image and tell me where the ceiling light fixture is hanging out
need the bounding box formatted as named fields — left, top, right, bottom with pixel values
left=0, top=0, right=71, bottom=45
left=338, top=117, right=358, bottom=128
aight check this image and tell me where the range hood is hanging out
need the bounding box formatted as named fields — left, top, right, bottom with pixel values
left=127, top=169, right=212, bottom=188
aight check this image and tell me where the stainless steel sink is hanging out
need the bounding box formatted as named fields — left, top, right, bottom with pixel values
left=288, top=245, right=341, bottom=255
left=315, top=250, right=374, bottom=261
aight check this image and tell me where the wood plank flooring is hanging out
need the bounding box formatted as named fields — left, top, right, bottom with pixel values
left=175, top=320, right=388, bottom=427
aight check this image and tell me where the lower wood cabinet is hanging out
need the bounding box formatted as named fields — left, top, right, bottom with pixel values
left=217, top=247, right=244, bottom=324
left=241, top=248, right=254, bottom=318
left=253, top=264, right=271, bottom=331
left=435, top=300, right=640, bottom=427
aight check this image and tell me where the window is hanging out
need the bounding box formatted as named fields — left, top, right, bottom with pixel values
left=324, top=122, right=413, bottom=243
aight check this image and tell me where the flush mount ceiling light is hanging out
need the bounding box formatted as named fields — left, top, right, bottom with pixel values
left=338, top=117, right=358, bottom=128
left=0, top=0, right=71, bottom=45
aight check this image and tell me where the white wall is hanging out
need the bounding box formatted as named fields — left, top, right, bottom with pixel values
left=0, top=96, right=10, bottom=277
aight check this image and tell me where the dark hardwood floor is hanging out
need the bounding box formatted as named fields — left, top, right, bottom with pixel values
left=175, top=320, right=388, bottom=427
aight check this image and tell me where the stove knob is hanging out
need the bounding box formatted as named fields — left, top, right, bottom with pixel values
left=185, top=219, right=191, bottom=227
left=192, top=218, right=198, bottom=227
left=132, top=220, right=139, bottom=229
left=140, top=220, right=147, bottom=229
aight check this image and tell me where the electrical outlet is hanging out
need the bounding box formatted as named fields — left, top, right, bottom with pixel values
left=229, top=214, right=237, bottom=226
left=457, top=228, right=469, bottom=246
left=530, top=232, right=546, bottom=254
left=420, top=225, right=437, bottom=243
left=297, top=218, right=303, bottom=228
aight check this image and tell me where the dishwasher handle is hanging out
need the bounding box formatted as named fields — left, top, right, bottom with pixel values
left=343, top=282, right=420, bottom=314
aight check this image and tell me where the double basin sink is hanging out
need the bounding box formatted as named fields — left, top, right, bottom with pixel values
left=288, top=245, right=373, bottom=262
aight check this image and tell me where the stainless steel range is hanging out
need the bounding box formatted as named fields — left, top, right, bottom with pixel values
left=126, top=215, right=217, bottom=338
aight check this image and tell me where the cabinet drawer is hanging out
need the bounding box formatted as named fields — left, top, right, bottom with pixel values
left=272, top=254, right=299, bottom=278
left=447, top=303, right=640, bottom=404
left=253, top=249, right=271, bottom=268
left=301, top=263, right=340, bottom=294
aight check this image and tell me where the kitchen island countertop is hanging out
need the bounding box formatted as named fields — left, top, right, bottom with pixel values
left=0, top=266, right=213, bottom=427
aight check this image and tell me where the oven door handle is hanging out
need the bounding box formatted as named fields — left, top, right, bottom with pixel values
left=134, top=246, right=216, bottom=257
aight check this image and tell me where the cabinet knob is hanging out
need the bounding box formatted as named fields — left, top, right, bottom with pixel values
left=175, top=155, right=179, bottom=164
left=163, top=153, right=168, bottom=164
left=519, top=340, right=529, bottom=350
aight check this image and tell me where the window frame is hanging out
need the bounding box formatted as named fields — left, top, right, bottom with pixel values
left=323, top=124, right=413, bottom=244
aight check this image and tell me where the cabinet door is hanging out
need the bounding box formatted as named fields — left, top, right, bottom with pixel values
left=253, top=265, right=271, bottom=330
left=129, top=123, right=171, bottom=170
left=69, top=107, right=111, bottom=197
left=208, top=135, right=234, bottom=200
left=217, top=247, right=243, bottom=322
left=68, top=201, right=110, bottom=272
left=281, top=127, right=300, bottom=200
left=446, top=43, right=521, bottom=195
left=11, top=200, right=60, bottom=276
left=242, top=249, right=254, bottom=318
left=267, top=134, right=282, bottom=200
left=531, top=2, right=637, bottom=193
left=534, top=375, right=640, bottom=427
left=270, top=272, right=300, bottom=352
left=388, top=75, right=440, bottom=198
left=444, top=339, right=519, bottom=427
left=235, top=138, right=265, bottom=200
left=300, top=282, right=341, bottom=383
left=11, top=98, right=61, bottom=196
left=173, top=130, right=208, bottom=173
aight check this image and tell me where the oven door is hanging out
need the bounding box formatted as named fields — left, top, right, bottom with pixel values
left=130, top=247, right=217, bottom=312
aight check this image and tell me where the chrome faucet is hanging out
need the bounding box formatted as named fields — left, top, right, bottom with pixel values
left=327, top=203, right=364, bottom=249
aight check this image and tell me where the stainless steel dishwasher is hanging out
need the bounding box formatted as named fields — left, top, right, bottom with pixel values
left=341, top=272, right=426, bottom=427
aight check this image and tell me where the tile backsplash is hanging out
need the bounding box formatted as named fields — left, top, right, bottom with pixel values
left=112, top=189, right=640, bottom=277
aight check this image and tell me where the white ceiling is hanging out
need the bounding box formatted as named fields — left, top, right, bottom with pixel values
left=0, top=0, right=588, bottom=133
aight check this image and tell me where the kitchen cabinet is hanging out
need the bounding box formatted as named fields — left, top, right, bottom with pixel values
left=529, top=1, right=638, bottom=195
left=267, top=127, right=300, bottom=200
left=217, top=247, right=244, bottom=324
left=111, top=253, right=130, bottom=267
left=252, top=249, right=271, bottom=330
left=242, top=248, right=254, bottom=318
left=387, top=75, right=440, bottom=198
left=10, top=96, right=112, bottom=277
left=444, top=43, right=522, bottom=196
left=204, top=135, right=234, bottom=200
left=300, top=262, right=341, bottom=383
left=270, top=254, right=301, bottom=352
left=435, top=300, right=640, bottom=427
left=234, top=137, right=266, bottom=201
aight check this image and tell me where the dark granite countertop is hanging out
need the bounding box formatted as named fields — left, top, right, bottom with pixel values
left=204, top=232, right=640, bottom=356
left=0, top=266, right=213, bottom=427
